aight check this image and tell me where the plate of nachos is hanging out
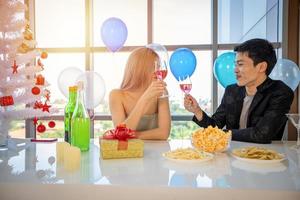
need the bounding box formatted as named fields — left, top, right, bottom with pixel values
left=232, top=146, right=285, bottom=164
left=162, top=148, right=214, bottom=163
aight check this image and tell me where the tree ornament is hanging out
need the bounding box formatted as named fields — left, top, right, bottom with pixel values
left=0, top=95, right=14, bottom=106
left=37, top=123, right=46, bottom=133
left=41, top=51, right=48, bottom=59
left=31, top=86, right=41, bottom=95
left=48, top=121, right=56, bottom=128
left=34, top=101, right=43, bottom=109
left=23, top=24, right=33, bottom=40
left=33, top=117, right=38, bottom=125
left=37, top=58, right=44, bottom=69
left=43, top=89, right=51, bottom=101
left=11, top=60, right=18, bottom=74
left=42, top=102, right=51, bottom=112
left=35, top=74, right=45, bottom=85
left=18, top=25, right=35, bottom=54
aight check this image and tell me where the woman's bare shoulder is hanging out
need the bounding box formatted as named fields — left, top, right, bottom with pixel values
left=109, top=89, right=123, bottom=99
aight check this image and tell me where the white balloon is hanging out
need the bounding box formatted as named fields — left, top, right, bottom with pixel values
left=76, top=71, right=106, bottom=109
left=270, top=59, right=300, bottom=91
left=57, top=67, right=83, bottom=98
left=146, top=43, right=169, bottom=66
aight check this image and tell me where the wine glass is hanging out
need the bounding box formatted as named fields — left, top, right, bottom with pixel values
left=155, top=60, right=168, bottom=98
left=286, top=113, right=300, bottom=150
left=179, top=75, right=192, bottom=95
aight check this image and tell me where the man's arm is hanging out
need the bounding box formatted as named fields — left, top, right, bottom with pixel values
left=191, top=88, right=229, bottom=129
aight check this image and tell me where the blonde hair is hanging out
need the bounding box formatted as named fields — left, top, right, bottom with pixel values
left=121, top=47, right=159, bottom=90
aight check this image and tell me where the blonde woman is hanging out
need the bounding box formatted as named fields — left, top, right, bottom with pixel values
left=109, top=47, right=171, bottom=140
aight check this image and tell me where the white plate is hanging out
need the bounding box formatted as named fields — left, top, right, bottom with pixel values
left=162, top=151, right=214, bottom=163
left=231, top=153, right=286, bottom=164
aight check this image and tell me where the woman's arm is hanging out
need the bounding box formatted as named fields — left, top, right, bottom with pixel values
left=109, top=89, right=145, bottom=129
left=109, top=80, right=166, bottom=130
left=137, top=96, right=171, bottom=140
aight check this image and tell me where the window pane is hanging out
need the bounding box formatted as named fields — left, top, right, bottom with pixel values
left=169, top=51, right=212, bottom=115
left=153, top=0, right=212, bottom=45
left=35, top=0, right=85, bottom=47
left=218, top=0, right=281, bottom=43
left=36, top=120, right=64, bottom=139
left=9, top=120, right=25, bottom=139
left=170, top=121, right=199, bottom=139
left=94, top=121, right=114, bottom=139
left=42, top=53, right=85, bottom=112
left=94, top=52, right=129, bottom=113
left=93, top=0, right=147, bottom=47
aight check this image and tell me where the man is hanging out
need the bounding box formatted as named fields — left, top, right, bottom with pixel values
left=184, top=38, right=294, bottom=144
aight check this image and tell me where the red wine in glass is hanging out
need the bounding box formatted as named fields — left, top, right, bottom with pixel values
left=155, top=70, right=168, bottom=80
left=180, top=83, right=192, bottom=94
left=179, top=75, right=192, bottom=95
left=155, top=61, right=168, bottom=98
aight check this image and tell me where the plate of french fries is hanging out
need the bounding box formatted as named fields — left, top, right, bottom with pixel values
left=232, top=146, right=285, bottom=164
left=162, top=148, right=214, bottom=163
left=191, top=126, right=232, bottom=153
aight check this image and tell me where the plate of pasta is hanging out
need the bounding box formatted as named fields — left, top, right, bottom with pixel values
left=162, top=148, right=214, bottom=163
left=231, top=146, right=285, bottom=164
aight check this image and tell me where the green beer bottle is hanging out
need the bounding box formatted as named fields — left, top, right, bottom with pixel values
left=64, top=86, right=78, bottom=143
left=71, top=81, right=90, bottom=151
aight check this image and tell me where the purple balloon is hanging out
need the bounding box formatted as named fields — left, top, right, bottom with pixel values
left=101, top=17, right=128, bottom=52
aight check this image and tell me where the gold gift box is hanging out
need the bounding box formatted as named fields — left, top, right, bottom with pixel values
left=100, top=139, right=144, bottom=159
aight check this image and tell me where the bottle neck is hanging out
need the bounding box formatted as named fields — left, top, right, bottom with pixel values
left=73, top=89, right=89, bottom=118
left=69, top=90, right=77, bottom=103
left=76, top=89, right=84, bottom=105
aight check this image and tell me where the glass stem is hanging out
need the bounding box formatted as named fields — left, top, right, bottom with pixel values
left=297, top=128, right=300, bottom=146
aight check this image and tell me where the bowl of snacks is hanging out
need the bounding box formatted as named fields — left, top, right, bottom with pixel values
left=191, top=126, right=232, bottom=153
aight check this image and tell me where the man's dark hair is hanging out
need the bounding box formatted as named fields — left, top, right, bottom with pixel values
left=234, top=38, right=277, bottom=75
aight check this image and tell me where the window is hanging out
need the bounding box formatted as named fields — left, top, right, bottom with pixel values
left=27, top=0, right=283, bottom=139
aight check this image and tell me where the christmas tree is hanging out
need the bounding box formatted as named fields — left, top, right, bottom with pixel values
left=0, top=0, right=58, bottom=146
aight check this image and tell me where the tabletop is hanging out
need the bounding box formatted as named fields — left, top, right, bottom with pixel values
left=0, top=138, right=300, bottom=200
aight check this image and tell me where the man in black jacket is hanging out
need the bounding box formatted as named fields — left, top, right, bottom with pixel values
left=184, top=38, right=294, bottom=144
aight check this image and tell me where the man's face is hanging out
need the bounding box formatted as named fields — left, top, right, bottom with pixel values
left=234, top=52, right=263, bottom=87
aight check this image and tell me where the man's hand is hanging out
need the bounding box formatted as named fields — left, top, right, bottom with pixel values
left=184, top=94, right=203, bottom=121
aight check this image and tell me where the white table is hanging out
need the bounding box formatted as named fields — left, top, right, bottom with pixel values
left=0, top=139, right=299, bottom=200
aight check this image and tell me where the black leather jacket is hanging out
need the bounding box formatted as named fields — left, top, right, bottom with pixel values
left=193, top=78, right=294, bottom=144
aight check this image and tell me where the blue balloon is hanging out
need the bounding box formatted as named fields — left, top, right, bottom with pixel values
left=101, top=17, right=128, bottom=52
left=169, top=48, right=197, bottom=81
left=270, top=58, right=300, bottom=91
left=213, top=52, right=237, bottom=88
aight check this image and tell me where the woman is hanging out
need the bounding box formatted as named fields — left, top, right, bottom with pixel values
left=109, top=47, right=171, bottom=140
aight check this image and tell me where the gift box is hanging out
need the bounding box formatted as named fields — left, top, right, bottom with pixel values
left=100, top=124, right=144, bottom=159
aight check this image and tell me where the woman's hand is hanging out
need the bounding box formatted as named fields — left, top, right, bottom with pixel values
left=140, top=80, right=166, bottom=101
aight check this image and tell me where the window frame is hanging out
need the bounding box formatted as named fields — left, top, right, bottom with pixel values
left=24, top=0, right=285, bottom=138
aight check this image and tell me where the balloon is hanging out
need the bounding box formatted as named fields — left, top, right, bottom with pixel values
left=169, top=48, right=197, bottom=81
left=270, top=58, right=300, bottom=91
left=213, top=52, right=237, bottom=88
left=101, top=17, right=128, bottom=52
left=76, top=71, right=106, bottom=109
left=146, top=43, right=169, bottom=66
left=57, top=67, right=83, bottom=98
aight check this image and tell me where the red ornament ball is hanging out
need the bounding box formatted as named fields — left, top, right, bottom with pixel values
left=31, top=86, right=41, bottom=95
left=48, top=121, right=56, bottom=128
left=37, top=124, right=46, bottom=133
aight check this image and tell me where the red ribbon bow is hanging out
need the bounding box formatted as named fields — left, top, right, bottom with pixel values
left=103, top=124, right=136, bottom=141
